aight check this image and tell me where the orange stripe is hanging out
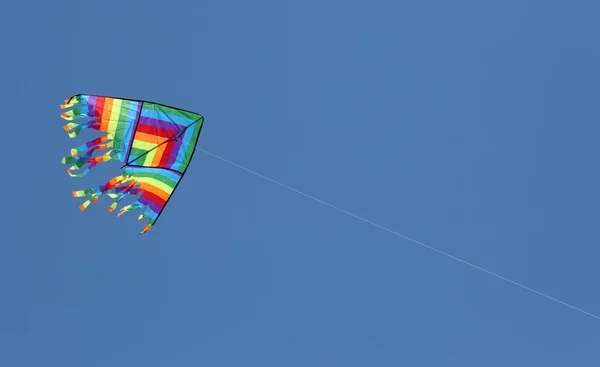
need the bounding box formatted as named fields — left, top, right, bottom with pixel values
left=151, top=144, right=166, bottom=167
left=100, top=98, right=114, bottom=132
left=94, top=97, right=106, bottom=131
left=133, top=131, right=169, bottom=145
left=138, top=182, right=170, bottom=201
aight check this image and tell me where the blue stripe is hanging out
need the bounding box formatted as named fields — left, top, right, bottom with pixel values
left=122, top=102, right=143, bottom=162
left=126, top=167, right=182, bottom=181
left=140, top=107, right=198, bottom=128
left=117, top=101, right=141, bottom=161
left=173, top=126, right=196, bottom=171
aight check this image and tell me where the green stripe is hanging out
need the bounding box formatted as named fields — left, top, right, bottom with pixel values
left=182, top=117, right=203, bottom=165
left=127, top=171, right=179, bottom=187
left=145, top=102, right=201, bottom=120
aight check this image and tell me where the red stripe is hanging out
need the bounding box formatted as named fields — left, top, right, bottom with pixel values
left=158, top=140, right=175, bottom=167
left=95, top=97, right=105, bottom=118
left=136, top=123, right=177, bottom=139
left=141, top=190, right=166, bottom=208
left=90, top=135, right=108, bottom=146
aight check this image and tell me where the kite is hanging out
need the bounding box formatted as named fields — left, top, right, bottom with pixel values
left=60, top=94, right=204, bottom=234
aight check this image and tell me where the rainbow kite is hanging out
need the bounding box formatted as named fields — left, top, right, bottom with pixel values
left=60, top=94, right=204, bottom=234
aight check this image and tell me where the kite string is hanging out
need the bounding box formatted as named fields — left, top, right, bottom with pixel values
left=195, top=147, right=600, bottom=321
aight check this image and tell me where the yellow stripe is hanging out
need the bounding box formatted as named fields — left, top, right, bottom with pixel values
left=142, top=149, right=158, bottom=166
left=132, top=139, right=157, bottom=151
left=151, top=147, right=164, bottom=166
left=135, top=176, right=176, bottom=195
left=131, top=138, right=162, bottom=166
left=107, top=99, right=123, bottom=133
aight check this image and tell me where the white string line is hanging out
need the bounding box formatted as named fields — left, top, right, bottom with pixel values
left=197, top=148, right=600, bottom=321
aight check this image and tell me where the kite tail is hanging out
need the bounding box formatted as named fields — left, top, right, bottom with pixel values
left=60, top=96, right=101, bottom=138
left=60, top=95, right=130, bottom=176
left=107, top=180, right=139, bottom=213
left=72, top=174, right=133, bottom=210
left=116, top=193, right=158, bottom=235
left=71, top=169, right=162, bottom=234
left=61, top=139, right=117, bottom=177
left=60, top=95, right=86, bottom=109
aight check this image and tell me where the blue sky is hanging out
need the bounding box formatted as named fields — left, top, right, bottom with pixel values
left=2, top=0, right=600, bottom=365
